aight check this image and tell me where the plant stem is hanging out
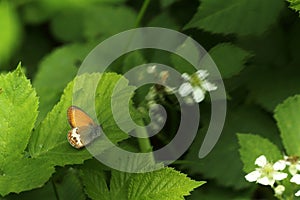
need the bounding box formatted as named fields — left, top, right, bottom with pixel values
left=136, top=118, right=153, bottom=153
left=135, top=0, right=151, bottom=27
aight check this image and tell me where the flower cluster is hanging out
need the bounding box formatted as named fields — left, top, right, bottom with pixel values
left=245, top=155, right=300, bottom=198
left=145, top=67, right=217, bottom=105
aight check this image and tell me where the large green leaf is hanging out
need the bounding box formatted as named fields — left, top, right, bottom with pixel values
left=184, top=0, right=284, bottom=36
left=0, top=65, right=38, bottom=160
left=238, top=134, right=282, bottom=173
left=29, top=73, right=135, bottom=166
left=82, top=163, right=204, bottom=200
left=0, top=65, right=55, bottom=196
left=274, top=95, right=300, bottom=155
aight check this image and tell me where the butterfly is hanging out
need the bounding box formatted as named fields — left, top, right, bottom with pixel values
left=67, top=106, right=101, bottom=148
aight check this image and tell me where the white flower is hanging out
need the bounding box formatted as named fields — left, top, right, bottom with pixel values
left=202, top=80, right=217, bottom=91
left=196, top=70, right=209, bottom=79
left=178, top=70, right=217, bottom=103
left=291, top=174, right=300, bottom=184
left=181, top=73, right=190, bottom=81
left=178, top=82, right=193, bottom=97
left=274, top=185, right=285, bottom=196
left=283, top=155, right=300, bottom=175
left=192, top=87, right=205, bottom=102
left=147, top=65, right=157, bottom=74
left=245, top=155, right=288, bottom=186
left=296, top=190, right=300, bottom=197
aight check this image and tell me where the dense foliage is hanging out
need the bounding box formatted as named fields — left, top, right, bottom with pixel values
left=1, top=0, right=300, bottom=199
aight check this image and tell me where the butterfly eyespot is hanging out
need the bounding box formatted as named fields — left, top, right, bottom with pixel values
left=67, top=106, right=101, bottom=149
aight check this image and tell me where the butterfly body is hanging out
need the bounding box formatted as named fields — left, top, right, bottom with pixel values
left=67, top=106, right=101, bottom=148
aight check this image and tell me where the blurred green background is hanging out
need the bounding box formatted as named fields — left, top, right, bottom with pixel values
left=1, top=0, right=300, bottom=199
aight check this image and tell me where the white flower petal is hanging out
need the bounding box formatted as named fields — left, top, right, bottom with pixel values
left=274, top=185, right=285, bottom=196
left=289, top=165, right=298, bottom=175
left=257, top=176, right=274, bottom=186
left=192, top=87, right=205, bottom=103
left=181, top=73, right=190, bottom=81
left=183, top=96, right=194, bottom=105
left=273, top=160, right=286, bottom=171
left=147, top=65, right=157, bottom=74
left=196, top=70, right=209, bottom=80
left=273, top=172, right=288, bottom=181
left=178, top=83, right=193, bottom=97
left=245, top=170, right=261, bottom=182
left=202, top=80, right=217, bottom=91
left=296, top=190, right=300, bottom=197
left=296, top=163, right=300, bottom=171
left=255, top=155, right=267, bottom=167
left=291, top=174, right=300, bottom=184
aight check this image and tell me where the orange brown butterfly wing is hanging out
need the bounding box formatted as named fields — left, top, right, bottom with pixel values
left=67, top=106, right=96, bottom=128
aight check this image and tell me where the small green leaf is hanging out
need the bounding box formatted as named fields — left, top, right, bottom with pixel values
left=238, top=134, right=282, bottom=173
left=184, top=0, right=284, bottom=36
left=127, top=168, right=204, bottom=200
left=206, top=43, right=252, bottom=79
left=275, top=95, right=300, bottom=155
left=287, top=0, right=300, bottom=14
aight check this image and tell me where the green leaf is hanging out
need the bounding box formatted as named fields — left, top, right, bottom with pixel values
left=0, top=1, right=21, bottom=66
left=81, top=162, right=110, bottom=200
left=0, top=65, right=55, bottom=196
left=0, top=158, right=54, bottom=196
left=6, top=181, right=56, bottom=200
left=127, top=168, right=204, bottom=200
left=82, top=161, right=204, bottom=200
left=53, top=168, right=86, bottom=200
left=22, top=0, right=126, bottom=25
left=83, top=5, right=136, bottom=40
left=29, top=73, right=134, bottom=166
left=160, top=0, right=179, bottom=8
left=50, top=4, right=136, bottom=42
left=188, top=182, right=253, bottom=200
left=287, top=0, right=300, bottom=14
left=238, top=134, right=282, bottom=173
left=0, top=65, right=38, bottom=160
left=50, top=9, right=86, bottom=42
left=184, top=0, right=284, bottom=36
left=274, top=95, right=300, bottom=155
left=33, top=43, right=94, bottom=123
left=147, top=11, right=180, bottom=30
left=206, top=43, right=252, bottom=79
left=246, top=67, right=300, bottom=111
left=183, top=105, right=281, bottom=189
